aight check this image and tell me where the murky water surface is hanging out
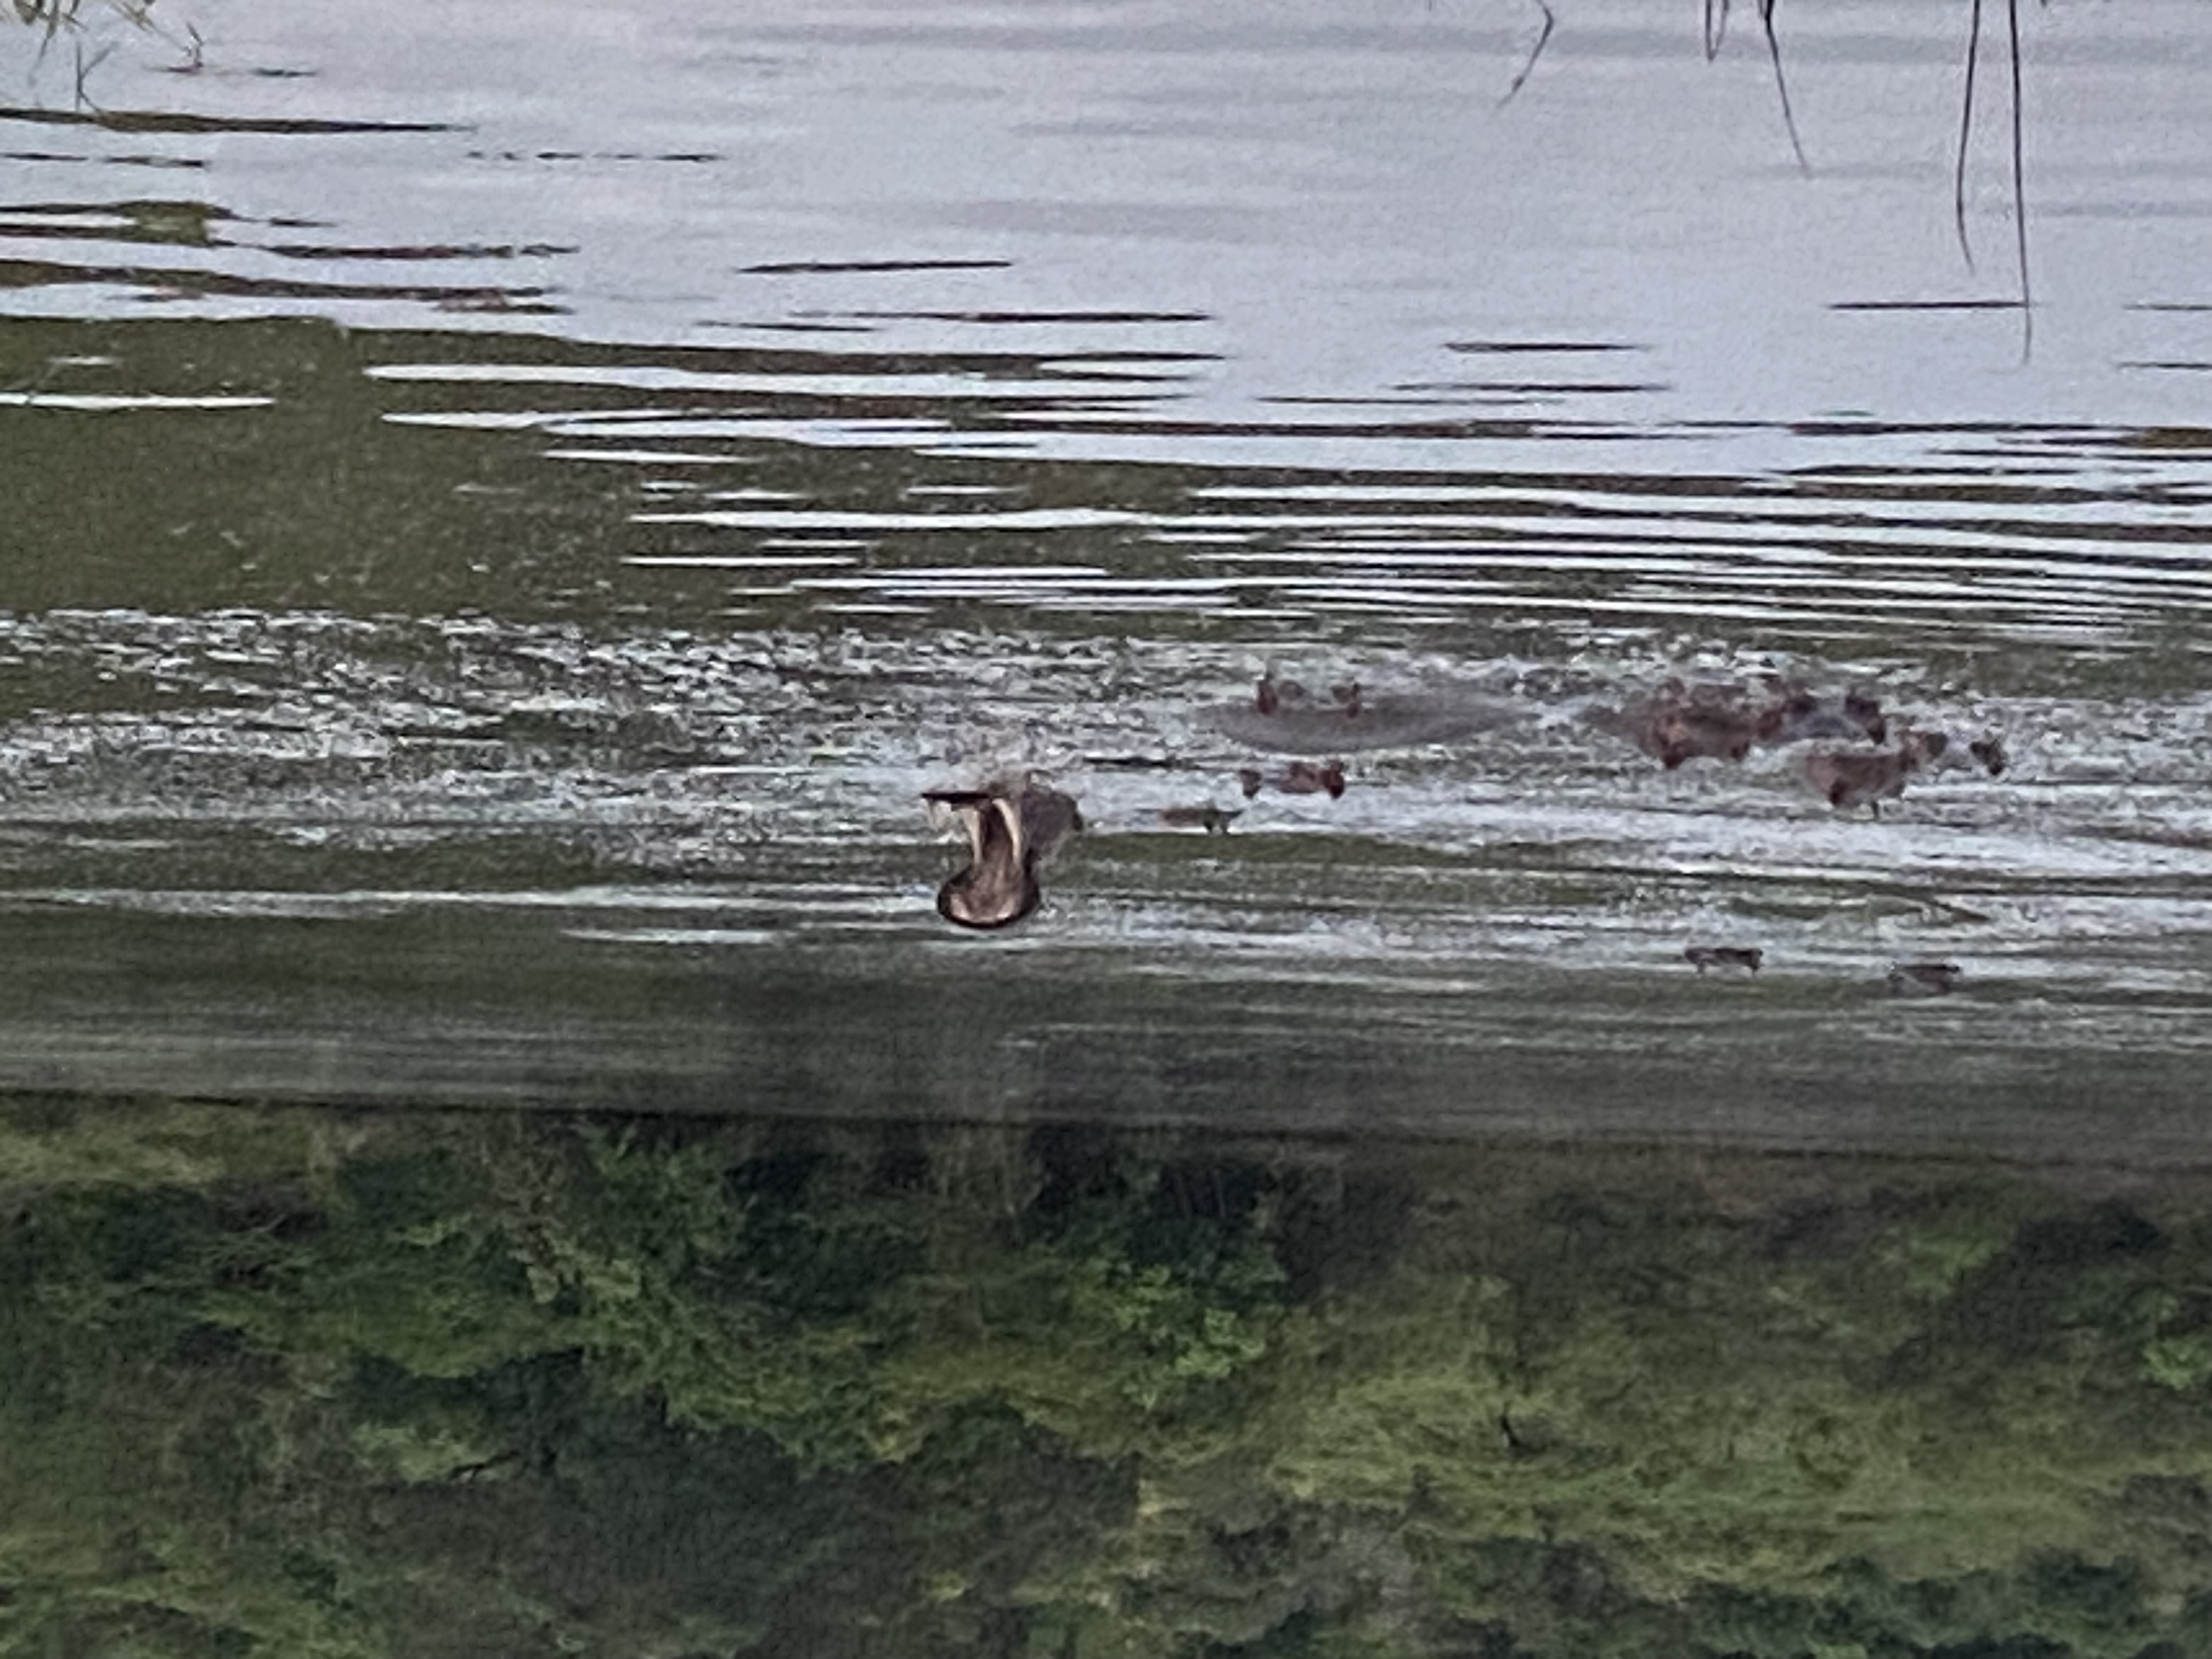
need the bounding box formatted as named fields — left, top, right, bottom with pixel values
left=3, top=0, right=2210, bottom=1153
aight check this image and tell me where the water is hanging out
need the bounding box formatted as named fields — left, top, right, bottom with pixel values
left=3, top=0, right=2210, bottom=1154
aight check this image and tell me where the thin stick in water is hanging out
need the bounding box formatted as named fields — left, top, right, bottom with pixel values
left=1954, top=0, right=1982, bottom=268
left=1500, top=0, right=1556, bottom=105
left=2008, top=0, right=2032, bottom=358
left=1759, top=0, right=1811, bottom=174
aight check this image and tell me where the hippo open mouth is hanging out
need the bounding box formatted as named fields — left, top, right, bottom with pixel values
left=924, top=783, right=1083, bottom=930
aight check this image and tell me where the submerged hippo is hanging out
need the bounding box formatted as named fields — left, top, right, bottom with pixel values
left=1802, top=727, right=1953, bottom=816
left=1590, top=676, right=1888, bottom=769
left=1206, top=671, right=1521, bottom=754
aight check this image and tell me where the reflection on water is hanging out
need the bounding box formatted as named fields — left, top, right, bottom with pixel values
left=9, top=1100, right=2212, bottom=1658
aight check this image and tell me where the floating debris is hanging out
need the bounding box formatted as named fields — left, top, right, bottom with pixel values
left=923, top=780, right=1082, bottom=930
left=1685, top=945, right=1764, bottom=974
left=1159, top=803, right=1240, bottom=834
left=1887, top=960, right=1963, bottom=996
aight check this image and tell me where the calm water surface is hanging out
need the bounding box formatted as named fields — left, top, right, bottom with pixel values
left=2, top=0, right=2210, bottom=1154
